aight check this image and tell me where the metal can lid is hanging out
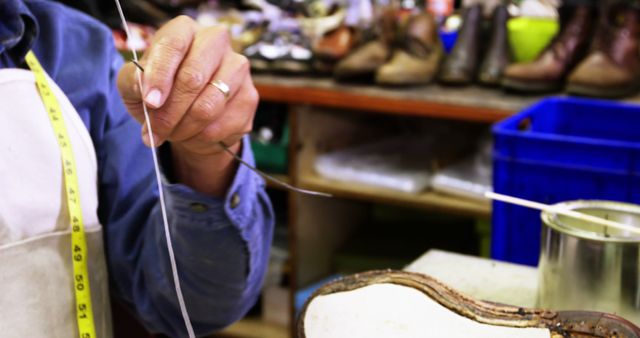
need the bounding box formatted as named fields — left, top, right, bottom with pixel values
left=541, top=200, right=640, bottom=243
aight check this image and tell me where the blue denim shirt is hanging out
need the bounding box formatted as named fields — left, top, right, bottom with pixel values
left=0, top=1, right=274, bottom=336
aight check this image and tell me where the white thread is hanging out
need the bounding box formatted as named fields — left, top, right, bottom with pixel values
left=113, top=2, right=196, bottom=337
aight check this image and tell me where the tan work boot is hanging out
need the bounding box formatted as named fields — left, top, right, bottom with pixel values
left=333, top=40, right=391, bottom=81
left=376, top=12, right=443, bottom=86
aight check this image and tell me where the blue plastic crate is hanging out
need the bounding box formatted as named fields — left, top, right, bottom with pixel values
left=492, top=97, right=640, bottom=266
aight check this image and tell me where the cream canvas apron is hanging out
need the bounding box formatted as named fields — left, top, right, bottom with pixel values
left=0, top=68, right=112, bottom=338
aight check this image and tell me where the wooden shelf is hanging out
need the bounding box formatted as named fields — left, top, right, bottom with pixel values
left=298, top=174, right=491, bottom=218
left=254, top=74, right=543, bottom=123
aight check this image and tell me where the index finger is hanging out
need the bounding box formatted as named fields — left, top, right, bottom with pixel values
left=141, top=15, right=198, bottom=108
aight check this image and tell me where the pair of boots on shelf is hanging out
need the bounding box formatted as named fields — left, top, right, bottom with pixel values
left=503, top=3, right=640, bottom=98
left=439, top=3, right=511, bottom=86
left=332, top=3, right=510, bottom=87
left=333, top=9, right=444, bottom=85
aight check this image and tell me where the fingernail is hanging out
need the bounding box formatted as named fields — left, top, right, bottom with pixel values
left=145, top=88, right=162, bottom=108
left=151, top=133, right=162, bottom=147
left=142, top=132, right=162, bottom=148
left=142, top=131, right=151, bottom=147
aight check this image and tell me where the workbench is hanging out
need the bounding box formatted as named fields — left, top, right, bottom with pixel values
left=405, top=249, right=538, bottom=308
left=252, top=74, right=640, bottom=335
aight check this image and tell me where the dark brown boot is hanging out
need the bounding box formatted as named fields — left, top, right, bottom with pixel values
left=502, top=6, right=596, bottom=93
left=567, top=4, right=640, bottom=98
left=478, top=4, right=511, bottom=86
left=376, top=12, right=443, bottom=86
left=439, top=4, right=483, bottom=85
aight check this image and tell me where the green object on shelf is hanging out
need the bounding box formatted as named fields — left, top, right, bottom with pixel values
left=475, top=218, right=491, bottom=258
left=251, top=125, right=289, bottom=174
left=507, top=17, right=559, bottom=62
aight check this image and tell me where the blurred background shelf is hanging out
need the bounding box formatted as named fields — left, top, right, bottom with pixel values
left=298, top=173, right=490, bottom=218
left=259, top=77, right=510, bottom=336
left=254, top=74, right=540, bottom=122
left=250, top=74, right=640, bottom=337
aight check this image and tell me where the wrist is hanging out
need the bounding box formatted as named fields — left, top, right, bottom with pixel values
left=170, top=140, right=242, bottom=197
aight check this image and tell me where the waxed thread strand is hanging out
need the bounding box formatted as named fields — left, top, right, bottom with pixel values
left=113, top=2, right=196, bottom=337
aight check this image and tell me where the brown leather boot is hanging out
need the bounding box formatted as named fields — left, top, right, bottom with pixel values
left=375, top=12, right=443, bottom=86
left=567, top=4, right=640, bottom=98
left=439, top=4, right=483, bottom=85
left=502, top=6, right=596, bottom=93
left=478, top=4, right=511, bottom=86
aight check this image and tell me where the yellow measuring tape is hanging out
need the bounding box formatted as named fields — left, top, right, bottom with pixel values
left=25, top=51, right=97, bottom=338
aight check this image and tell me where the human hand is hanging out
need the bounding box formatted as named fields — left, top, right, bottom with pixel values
left=117, top=16, right=259, bottom=195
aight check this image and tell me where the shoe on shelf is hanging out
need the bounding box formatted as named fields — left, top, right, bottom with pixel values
left=502, top=5, right=596, bottom=93
left=478, top=4, right=511, bottom=87
left=312, top=0, right=376, bottom=74
left=332, top=7, right=396, bottom=82
left=298, top=270, right=640, bottom=338
left=232, top=21, right=268, bottom=53
left=314, top=25, right=356, bottom=61
left=299, top=7, right=347, bottom=41
left=312, top=25, right=356, bottom=75
left=566, top=4, right=640, bottom=98
left=271, top=31, right=314, bottom=74
left=243, top=31, right=278, bottom=72
left=375, top=12, right=443, bottom=86
left=333, top=40, right=390, bottom=81
left=439, top=4, right=483, bottom=85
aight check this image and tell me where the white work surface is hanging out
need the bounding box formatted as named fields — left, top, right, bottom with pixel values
left=404, top=249, right=539, bottom=308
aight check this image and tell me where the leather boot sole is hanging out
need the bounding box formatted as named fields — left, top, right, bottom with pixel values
left=249, top=58, right=270, bottom=73
left=298, top=270, right=640, bottom=338
left=502, top=77, right=563, bottom=93
left=440, top=73, right=474, bottom=86
left=271, top=60, right=311, bottom=75
left=375, top=73, right=436, bottom=86
left=478, top=72, right=502, bottom=87
left=566, top=82, right=640, bottom=99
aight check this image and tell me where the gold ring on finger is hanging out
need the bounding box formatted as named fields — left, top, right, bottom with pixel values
left=209, top=79, right=230, bottom=100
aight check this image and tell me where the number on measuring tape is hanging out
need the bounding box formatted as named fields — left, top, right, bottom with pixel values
left=25, top=51, right=98, bottom=338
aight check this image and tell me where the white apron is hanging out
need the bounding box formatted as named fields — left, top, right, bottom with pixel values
left=0, top=69, right=112, bottom=338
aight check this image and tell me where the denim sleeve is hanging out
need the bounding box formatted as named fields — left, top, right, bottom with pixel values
left=96, top=29, right=274, bottom=338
